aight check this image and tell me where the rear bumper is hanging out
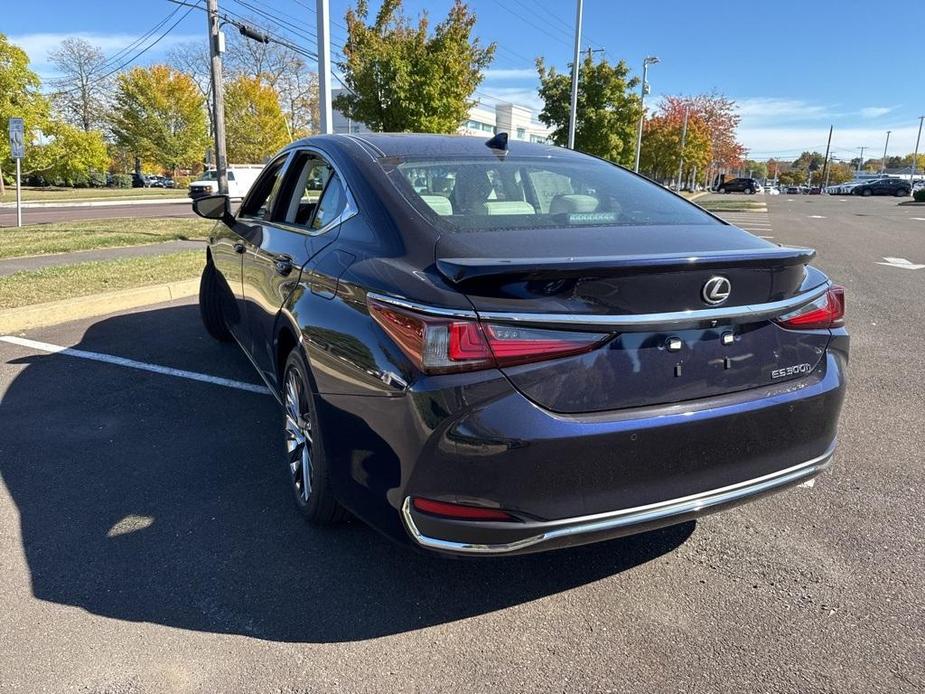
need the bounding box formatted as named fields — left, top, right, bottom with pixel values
left=321, top=339, right=848, bottom=557
left=402, top=443, right=834, bottom=556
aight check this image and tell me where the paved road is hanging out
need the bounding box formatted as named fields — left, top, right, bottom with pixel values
left=0, top=201, right=195, bottom=227
left=0, top=195, right=922, bottom=693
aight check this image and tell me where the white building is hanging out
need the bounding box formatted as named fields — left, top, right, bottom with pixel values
left=331, top=90, right=553, bottom=144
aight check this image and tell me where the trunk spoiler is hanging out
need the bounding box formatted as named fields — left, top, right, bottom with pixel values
left=436, top=246, right=816, bottom=285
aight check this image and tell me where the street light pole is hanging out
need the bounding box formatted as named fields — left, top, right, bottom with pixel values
left=567, top=0, right=583, bottom=150
left=911, top=116, right=924, bottom=189
left=856, top=146, right=866, bottom=174
left=206, top=0, right=228, bottom=195
left=880, top=130, right=891, bottom=174
left=316, top=0, right=333, bottom=134
left=633, top=56, right=659, bottom=172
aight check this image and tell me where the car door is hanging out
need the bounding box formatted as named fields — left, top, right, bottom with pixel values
left=240, top=148, right=353, bottom=388
left=231, top=154, right=293, bottom=368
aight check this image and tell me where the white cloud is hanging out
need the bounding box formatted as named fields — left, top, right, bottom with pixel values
left=859, top=106, right=896, bottom=119
left=734, top=97, right=835, bottom=125
left=484, top=68, right=537, bottom=81
left=738, top=125, right=921, bottom=160
left=477, top=86, right=544, bottom=112
left=9, top=32, right=202, bottom=77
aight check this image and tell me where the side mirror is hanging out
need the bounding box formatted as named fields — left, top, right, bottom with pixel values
left=192, top=194, right=231, bottom=222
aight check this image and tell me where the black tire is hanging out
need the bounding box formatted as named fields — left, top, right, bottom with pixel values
left=199, top=260, right=232, bottom=342
left=862, top=188, right=872, bottom=197
left=718, top=186, right=727, bottom=194
left=745, top=187, right=755, bottom=195
left=895, top=188, right=906, bottom=197
left=282, top=348, right=348, bottom=525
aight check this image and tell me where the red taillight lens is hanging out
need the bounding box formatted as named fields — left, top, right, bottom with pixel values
left=369, top=298, right=607, bottom=374
left=776, top=286, right=845, bottom=330
left=411, top=497, right=515, bottom=522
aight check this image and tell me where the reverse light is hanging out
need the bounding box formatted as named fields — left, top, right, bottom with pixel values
left=776, top=285, right=845, bottom=330
left=411, top=497, right=516, bottom=522
left=368, top=299, right=607, bottom=374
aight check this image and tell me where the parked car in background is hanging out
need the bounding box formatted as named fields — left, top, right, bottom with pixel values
left=189, top=165, right=264, bottom=200
left=717, top=177, right=763, bottom=194
left=193, top=133, right=848, bottom=557
left=160, top=177, right=176, bottom=189
left=764, top=186, right=780, bottom=195
left=852, top=178, right=911, bottom=197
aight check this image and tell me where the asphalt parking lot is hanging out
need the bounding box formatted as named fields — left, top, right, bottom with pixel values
left=0, top=194, right=923, bottom=693
left=0, top=201, right=195, bottom=227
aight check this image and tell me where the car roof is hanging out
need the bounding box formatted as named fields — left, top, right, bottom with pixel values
left=287, top=132, right=575, bottom=161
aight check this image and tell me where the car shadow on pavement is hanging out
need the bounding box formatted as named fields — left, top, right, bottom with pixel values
left=0, top=304, right=694, bottom=643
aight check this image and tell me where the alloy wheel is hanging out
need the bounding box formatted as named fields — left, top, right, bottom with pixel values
left=284, top=368, right=313, bottom=504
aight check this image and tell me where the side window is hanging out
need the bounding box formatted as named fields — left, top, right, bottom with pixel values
left=277, top=152, right=334, bottom=228
left=312, top=175, right=348, bottom=230
left=275, top=150, right=348, bottom=232
left=239, top=155, right=288, bottom=219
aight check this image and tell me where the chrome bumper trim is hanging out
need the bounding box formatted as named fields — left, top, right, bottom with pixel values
left=402, top=444, right=835, bottom=555
left=369, top=284, right=830, bottom=332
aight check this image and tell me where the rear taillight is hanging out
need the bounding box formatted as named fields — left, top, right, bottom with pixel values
left=368, top=298, right=608, bottom=374
left=776, top=285, right=845, bottom=330
left=411, top=497, right=515, bottom=522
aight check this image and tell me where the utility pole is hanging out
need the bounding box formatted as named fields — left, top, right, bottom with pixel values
left=856, top=146, right=866, bottom=174
left=633, top=56, right=660, bottom=172
left=675, top=107, right=689, bottom=191
left=881, top=130, right=891, bottom=174
left=911, top=116, right=924, bottom=189
left=206, top=0, right=228, bottom=195
left=567, top=0, right=584, bottom=150
left=821, top=125, right=833, bottom=190
left=316, top=0, right=333, bottom=134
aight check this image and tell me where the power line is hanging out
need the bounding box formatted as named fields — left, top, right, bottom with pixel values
left=52, top=3, right=198, bottom=97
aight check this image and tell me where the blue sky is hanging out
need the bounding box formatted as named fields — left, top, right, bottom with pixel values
left=6, top=0, right=924, bottom=161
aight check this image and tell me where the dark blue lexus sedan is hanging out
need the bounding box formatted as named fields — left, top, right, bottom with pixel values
left=193, top=133, right=848, bottom=556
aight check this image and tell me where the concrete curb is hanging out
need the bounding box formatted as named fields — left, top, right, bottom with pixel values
left=0, top=278, right=199, bottom=333
left=0, top=197, right=190, bottom=209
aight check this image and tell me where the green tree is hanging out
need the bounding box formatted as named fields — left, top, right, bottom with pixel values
left=742, top=160, right=768, bottom=180
left=111, top=65, right=209, bottom=174
left=225, top=75, right=290, bottom=162
left=537, top=54, right=640, bottom=165
left=335, top=0, right=495, bottom=133
left=24, top=122, right=109, bottom=184
left=0, top=33, right=50, bottom=191
left=778, top=170, right=806, bottom=186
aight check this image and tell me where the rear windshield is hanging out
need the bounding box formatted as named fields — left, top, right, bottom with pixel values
left=381, top=155, right=718, bottom=231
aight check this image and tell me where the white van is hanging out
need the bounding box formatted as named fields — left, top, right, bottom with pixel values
left=188, top=165, right=264, bottom=200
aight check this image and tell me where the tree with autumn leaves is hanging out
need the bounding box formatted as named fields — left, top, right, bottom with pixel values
left=640, top=94, right=746, bottom=186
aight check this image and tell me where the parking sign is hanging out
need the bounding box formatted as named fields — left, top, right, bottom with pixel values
left=9, top=117, right=24, bottom=159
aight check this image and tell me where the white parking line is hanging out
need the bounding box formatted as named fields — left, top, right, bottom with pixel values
left=0, top=335, right=272, bottom=395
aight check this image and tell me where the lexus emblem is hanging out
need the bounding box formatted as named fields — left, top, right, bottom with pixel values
left=702, top=276, right=731, bottom=305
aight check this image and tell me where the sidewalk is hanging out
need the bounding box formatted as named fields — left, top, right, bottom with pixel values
left=0, top=240, right=204, bottom=277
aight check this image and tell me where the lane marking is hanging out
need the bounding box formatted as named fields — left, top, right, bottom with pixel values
left=808, top=215, right=826, bottom=219
left=0, top=335, right=272, bottom=395
left=911, top=217, right=925, bottom=221
left=875, top=257, right=925, bottom=271
left=759, top=235, right=775, bottom=239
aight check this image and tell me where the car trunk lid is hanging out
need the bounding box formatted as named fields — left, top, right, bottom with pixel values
left=434, top=224, right=829, bottom=413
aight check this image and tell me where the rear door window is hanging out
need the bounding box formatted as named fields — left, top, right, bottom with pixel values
left=239, top=155, right=289, bottom=219
left=274, top=150, right=348, bottom=232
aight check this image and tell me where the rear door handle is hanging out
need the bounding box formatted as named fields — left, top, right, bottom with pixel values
left=274, top=254, right=294, bottom=276
left=233, top=242, right=246, bottom=254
